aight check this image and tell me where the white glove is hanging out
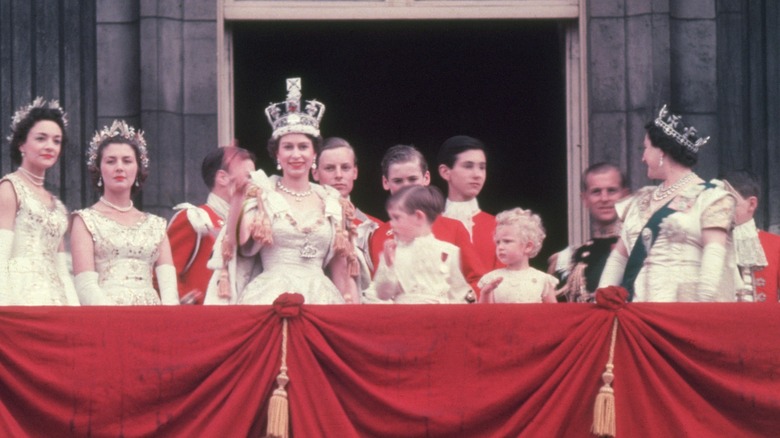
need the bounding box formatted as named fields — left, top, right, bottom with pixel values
left=598, top=250, right=628, bottom=289
left=74, top=271, right=110, bottom=305
left=155, top=264, right=180, bottom=305
left=695, top=242, right=727, bottom=302
left=56, top=252, right=80, bottom=306
left=0, top=229, right=14, bottom=305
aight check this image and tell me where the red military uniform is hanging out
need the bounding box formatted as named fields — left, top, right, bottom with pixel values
left=755, top=230, right=780, bottom=302
left=470, top=211, right=502, bottom=270
left=369, top=215, right=487, bottom=295
left=167, top=204, right=223, bottom=304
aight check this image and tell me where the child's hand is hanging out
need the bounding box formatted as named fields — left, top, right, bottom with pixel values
left=383, top=240, right=397, bottom=267
left=479, top=277, right=503, bottom=303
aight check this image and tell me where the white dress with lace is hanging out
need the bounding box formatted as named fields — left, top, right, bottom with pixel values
left=73, top=208, right=167, bottom=305
left=619, top=181, right=739, bottom=302
left=231, top=172, right=347, bottom=305
left=0, top=173, right=73, bottom=305
left=478, top=267, right=559, bottom=303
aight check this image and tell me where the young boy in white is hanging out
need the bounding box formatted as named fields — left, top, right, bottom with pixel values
left=479, top=208, right=559, bottom=303
left=373, top=185, right=473, bottom=304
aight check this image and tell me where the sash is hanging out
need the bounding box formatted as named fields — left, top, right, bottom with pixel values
left=620, top=201, right=675, bottom=301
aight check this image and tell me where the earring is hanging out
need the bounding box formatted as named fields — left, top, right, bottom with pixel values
left=21, top=151, right=25, bottom=157
left=659, top=155, right=664, bottom=167
left=276, top=160, right=281, bottom=171
left=97, top=176, right=103, bottom=187
left=312, top=162, right=317, bottom=170
left=134, top=178, right=140, bottom=187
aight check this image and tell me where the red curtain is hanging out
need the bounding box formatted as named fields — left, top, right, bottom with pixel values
left=1, top=302, right=779, bottom=437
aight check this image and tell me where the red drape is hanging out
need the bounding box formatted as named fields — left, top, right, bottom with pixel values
left=1, top=302, right=779, bottom=437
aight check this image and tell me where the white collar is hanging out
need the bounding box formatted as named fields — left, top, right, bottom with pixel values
left=443, top=198, right=480, bottom=238
left=206, top=193, right=230, bottom=220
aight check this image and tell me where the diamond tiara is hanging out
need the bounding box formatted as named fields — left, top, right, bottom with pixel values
left=265, top=78, right=325, bottom=139
left=86, top=120, right=149, bottom=170
left=653, top=104, right=710, bottom=153
left=7, top=97, right=68, bottom=142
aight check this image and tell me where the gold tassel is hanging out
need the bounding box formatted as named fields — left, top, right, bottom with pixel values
left=566, top=262, right=588, bottom=302
left=248, top=184, right=273, bottom=246
left=217, top=268, right=231, bottom=299
left=592, top=317, right=619, bottom=437
left=267, top=319, right=290, bottom=438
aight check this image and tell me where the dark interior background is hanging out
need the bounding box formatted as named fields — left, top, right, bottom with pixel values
left=232, top=19, right=568, bottom=268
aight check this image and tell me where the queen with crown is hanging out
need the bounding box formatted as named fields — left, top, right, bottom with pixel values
left=0, top=98, right=79, bottom=305
left=204, top=78, right=359, bottom=305
left=70, top=120, right=179, bottom=305
left=598, top=105, right=740, bottom=302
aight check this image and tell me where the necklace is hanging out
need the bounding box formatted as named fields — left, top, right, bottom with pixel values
left=276, top=180, right=312, bottom=202
left=652, top=172, right=696, bottom=201
left=100, top=196, right=134, bottom=212
left=18, top=167, right=45, bottom=186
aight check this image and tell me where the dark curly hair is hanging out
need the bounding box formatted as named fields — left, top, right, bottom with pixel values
left=9, top=107, right=68, bottom=165
left=644, top=121, right=698, bottom=168
left=89, top=137, right=149, bottom=195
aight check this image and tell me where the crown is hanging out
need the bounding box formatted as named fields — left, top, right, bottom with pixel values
left=653, top=104, right=710, bottom=153
left=86, top=120, right=149, bottom=170
left=265, top=78, right=325, bottom=139
left=7, top=97, right=68, bottom=142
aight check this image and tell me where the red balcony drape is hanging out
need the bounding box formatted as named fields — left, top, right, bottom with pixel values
left=1, top=301, right=779, bottom=437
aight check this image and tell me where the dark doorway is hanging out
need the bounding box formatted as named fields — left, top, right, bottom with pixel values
left=232, top=19, right=568, bottom=268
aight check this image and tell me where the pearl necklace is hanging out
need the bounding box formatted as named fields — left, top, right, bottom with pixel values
left=100, top=196, right=134, bottom=212
left=276, top=180, right=312, bottom=202
left=652, top=172, right=696, bottom=201
left=18, top=167, right=45, bottom=186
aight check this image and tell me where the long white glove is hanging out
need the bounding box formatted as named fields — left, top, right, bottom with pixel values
left=694, top=242, right=727, bottom=302
left=598, top=250, right=628, bottom=289
left=57, top=252, right=80, bottom=306
left=155, top=264, right=180, bottom=305
left=74, top=271, right=110, bottom=305
left=0, top=229, right=14, bottom=305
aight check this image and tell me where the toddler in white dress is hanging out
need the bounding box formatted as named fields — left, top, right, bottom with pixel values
left=373, top=185, right=472, bottom=304
left=478, top=208, right=558, bottom=303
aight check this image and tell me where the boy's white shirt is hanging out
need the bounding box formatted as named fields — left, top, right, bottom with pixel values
left=372, top=233, right=472, bottom=304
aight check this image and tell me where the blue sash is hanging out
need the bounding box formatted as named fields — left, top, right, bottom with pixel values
left=620, top=201, right=675, bottom=301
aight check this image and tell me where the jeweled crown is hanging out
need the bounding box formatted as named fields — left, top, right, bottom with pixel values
left=653, top=104, right=710, bottom=153
left=7, top=97, right=68, bottom=142
left=86, top=120, right=150, bottom=170
left=265, top=78, right=325, bottom=139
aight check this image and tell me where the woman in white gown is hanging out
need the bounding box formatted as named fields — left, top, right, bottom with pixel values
left=206, top=78, right=358, bottom=305
left=71, top=120, right=179, bottom=305
left=599, top=105, right=738, bottom=302
left=0, top=98, right=78, bottom=305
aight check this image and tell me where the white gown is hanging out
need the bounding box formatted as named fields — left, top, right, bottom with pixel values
left=73, top=209, right=167, bottom=305
left=619, top=181, right=739, bottom=302
left=209, top=170, right=347, bottom=305
left=0, top=174, right=75, bottom=305
left=478, top=267, right=559, bottom=303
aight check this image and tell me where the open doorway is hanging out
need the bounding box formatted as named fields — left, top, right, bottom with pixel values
left=232, top=19, right=568, bottom=267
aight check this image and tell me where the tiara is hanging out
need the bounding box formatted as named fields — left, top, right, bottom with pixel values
left=86, top=120, right=150, bottom=170
left=653, top=104, right=710, bottom=153
left=265, top=78, right=325, bottom=139
left=7, top=97, right=68, bottom=142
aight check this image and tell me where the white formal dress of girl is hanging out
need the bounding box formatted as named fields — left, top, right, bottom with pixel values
left=0, top=98, right=78, bottom=305
left=478, top=208, right=558, bottom=303
left=373, top=185, right=473, bottom=304
left=71, top=120, right=179, bottom=305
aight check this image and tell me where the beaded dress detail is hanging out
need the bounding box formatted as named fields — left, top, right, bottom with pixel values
left=73, top=208, right=167, bottom=305
left=1, top=174, right=70, bottom=305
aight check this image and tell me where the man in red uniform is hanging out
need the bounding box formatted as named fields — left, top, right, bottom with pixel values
left=368, top=145, right=486, bottom=300
left=167, top=146, right=255, bottom=304
left=723, top=170, right=780, bottom=302
left=436, top=135, right=501, bottom=270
